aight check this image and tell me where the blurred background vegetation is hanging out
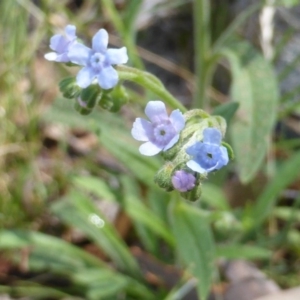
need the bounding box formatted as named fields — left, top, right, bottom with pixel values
left=1, top=0, right=300, bottom=299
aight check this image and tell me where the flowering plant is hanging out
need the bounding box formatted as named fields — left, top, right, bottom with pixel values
left=45, top=24, right=233, bottom=200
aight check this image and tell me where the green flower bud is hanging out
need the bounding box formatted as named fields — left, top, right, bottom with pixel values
left=80, top=84, right=102, bottom=109
left=99, top=85, right=128, bottom=112
left=180, top=183, right=202, bottom=202
left=73, top=84, right=102, bottom=115
left=154, top=162, right=176, bottom=191
left=59, top=77, right=81, bottom=99
left=74, top=98, right=93, bottom=115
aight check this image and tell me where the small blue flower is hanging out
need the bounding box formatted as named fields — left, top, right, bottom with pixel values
left=68, top=28, right=128, bottom=90
left=131, top=101, right=185, bottom=156
left=186, top=127, right=229, bottom=174
left=44, top=25, right=77, bottom=62
left=172, top=170, right=196, bottom=192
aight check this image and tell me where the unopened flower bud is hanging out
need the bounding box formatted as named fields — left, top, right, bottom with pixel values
left=172, top=170, right=196, bottom=192
left=99, top=85, right=128, bottom=112
left=154, top=162, right=176, bottom=191
left=59, top=77, right=81, bottom=99
left=180, top=183, right=202, bottom=202
left=74, top=84, right=102, bottom=115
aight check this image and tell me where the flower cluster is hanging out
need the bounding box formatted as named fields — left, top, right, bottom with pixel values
left=45, top=25, right=128, bottom=90
left=45, top=26, right=233, bottom=201
left=132, top=101, right=232, bottom=199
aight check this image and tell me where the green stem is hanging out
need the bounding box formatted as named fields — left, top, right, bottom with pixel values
left=117, top=65, right=187, bottom=112
left=101, top=0, right=144, bottom=69
left=212, top=2, right=261, bottom=53
left=193, top=0, right=211, bottom=109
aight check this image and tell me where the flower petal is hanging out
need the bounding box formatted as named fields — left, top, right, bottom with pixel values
left=50, top=35, right=68, bottom=53
left=76, top=67, right=96, bottom=88
left=92, top=29, right=108, bottom=53
left=216, top=146, right=229, bottom=168
left=164, top=133, right=179, bottom=151
left=97, top=66, right=118, bottom=89
left=186, top=142, right=203, bottom=156
left=44, top=52, right=58, bottom=61
left=57, top=53, right=70, bottom=63
left=68, top=43, right=91, bottom=66
left=65, top=25, right=76, bottom=39
left=139, top=141, right=163, bottom=156
left=169, top=109, right=185, bottom=132
left=106, top=47, right=128, bottom=65
left=145, top=101, right=168, bottom=123
left=131, top=118, right=153, bottom=141
left=187, top=160, right=207, bottom=174
left=203, top=128, right=222, bottom=145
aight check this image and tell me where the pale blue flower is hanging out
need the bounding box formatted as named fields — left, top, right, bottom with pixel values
left=131, top=101, right=185, bottom=156
left=172, top=170, right=196, bottom=192
left=186, top=127, right=229, bottom=174
left=68, top=29, right=128, bottom=90
left=44, top=25, right=77, bottom=62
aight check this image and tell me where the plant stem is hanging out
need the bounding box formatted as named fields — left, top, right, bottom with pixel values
left=117, top=65, right=187, bottom=112
left=101, top=0, right=144, bottom=69
left=193, top=0, right=211, bottom=109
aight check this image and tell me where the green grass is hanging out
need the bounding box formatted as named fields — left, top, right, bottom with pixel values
left=1, top=1, right=300, bottom=299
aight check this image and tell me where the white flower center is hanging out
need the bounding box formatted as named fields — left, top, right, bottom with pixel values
left=90, top=53, right=105, bottom=70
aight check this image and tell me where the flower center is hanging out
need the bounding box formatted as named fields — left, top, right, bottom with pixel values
left=159, top=129, right=166, bottom=136
left=196, top=145, right=220, bottom=169
left=207, top=152, right=212, bottom=159
left=90, top=53, right=105, bottom=70
left=152, top=122, right=176, bottom=146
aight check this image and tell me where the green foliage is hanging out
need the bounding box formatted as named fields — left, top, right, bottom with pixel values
left=248, top=151, right=300, bottom=230
left=275, top=0, right=299, bottom=7
left=2, top=0, right=300, bottom=299
left=51, top=190, right=141, bottom=278
left=0, top=230, right=154, bottom=299
left=170, top=200, right=215, bottom=300
left=221, top=40, right=279, bottom=183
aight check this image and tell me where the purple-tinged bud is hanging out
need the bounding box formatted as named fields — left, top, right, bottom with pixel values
left=172, top=170, right=196, bottom=192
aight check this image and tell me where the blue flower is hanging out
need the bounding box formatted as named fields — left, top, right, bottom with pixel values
left=44, top=25, right=77, bottom=63
left=186, top=127, right=229, bottom=174
left=68, top=28, right=128, bottom=90
left=172, top=170, right=196, bottom=192
left=131, top=101, right=185, bottom=156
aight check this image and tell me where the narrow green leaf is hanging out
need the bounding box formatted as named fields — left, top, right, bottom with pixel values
left=221, top=40, right=279, bottom=183
left=217, top=244, right=271, bottom=260
left=74, top=175, right=174, bottom=247
left=212, top=101, right=239, bottom=125
left=126, top=197, right=175, bottom=245
left=73, top=269, right=154, bottom=300
left=73, top=269, right=127, bottom=300
left=170, top=200, right=215, bottom=300
left=249, top=151, right=300, bottom=228
left=73, top=176, right=116, bottom=201
left=123, top=0, right=143, bottom=35
left=273, top=207, right=300, bottom=222
left=201, top=183, right=230, bottom=210
left=213, top=3, right=261, bottom=52
left=51, top=191, right=141, bottom=278
left=275, top=0, right=299, bottom=7
left=0, top=284, right=71, bottom=299
left=164, top=278, right=197, bottom=300
left=0, top=229, right=103, bottom=269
